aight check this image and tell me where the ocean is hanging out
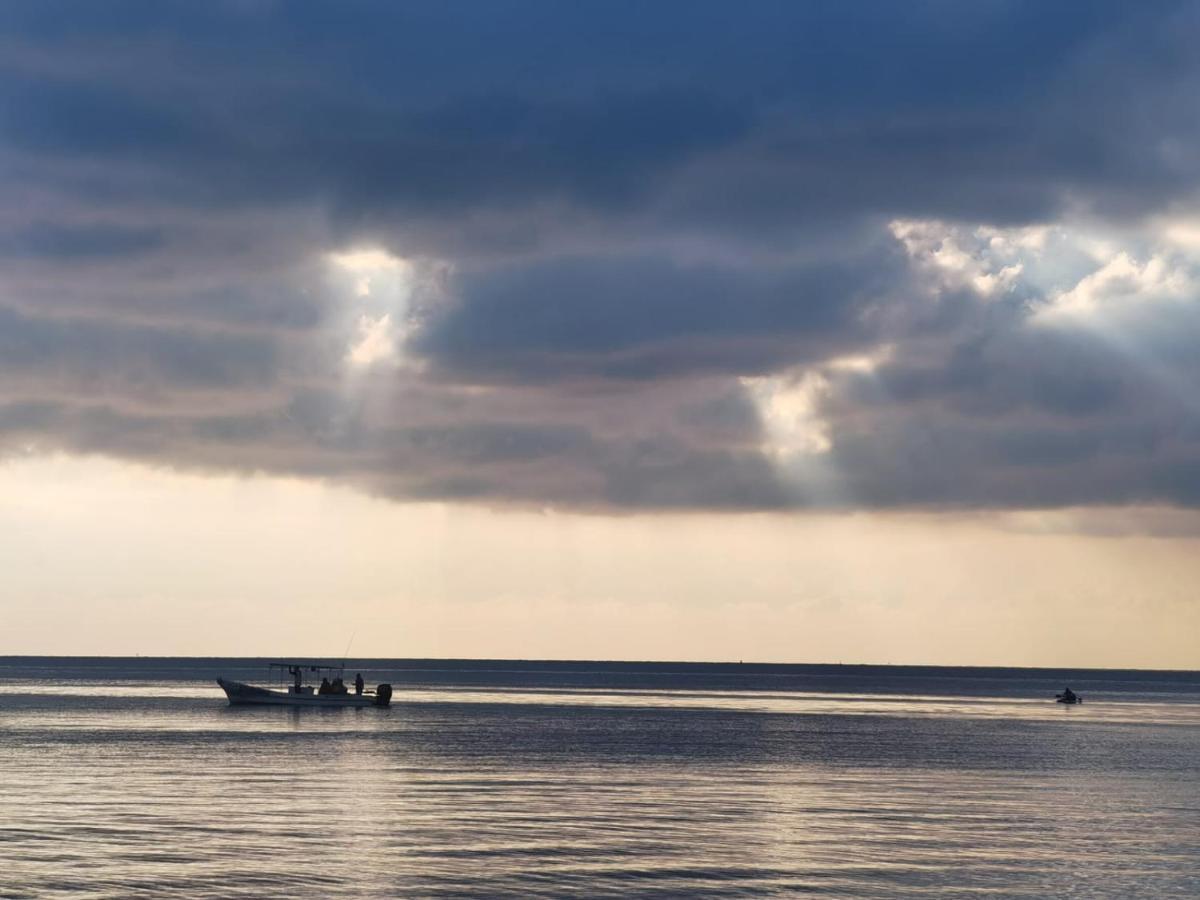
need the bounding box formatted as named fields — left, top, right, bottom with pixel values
left=2, top=658, right=1199, bottom=898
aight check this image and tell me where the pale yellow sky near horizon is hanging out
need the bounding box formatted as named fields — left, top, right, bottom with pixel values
left=3, top=454, right=1199, bottom=668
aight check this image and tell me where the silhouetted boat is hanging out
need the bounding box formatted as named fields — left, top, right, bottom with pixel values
left=217, top=662, right=392, bottom=708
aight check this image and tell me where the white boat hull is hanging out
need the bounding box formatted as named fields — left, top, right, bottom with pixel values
left=217, top=678, right=391, bottom=708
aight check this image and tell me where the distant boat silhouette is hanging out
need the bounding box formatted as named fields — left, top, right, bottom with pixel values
left=1055, top=687, right=1082, bottom=705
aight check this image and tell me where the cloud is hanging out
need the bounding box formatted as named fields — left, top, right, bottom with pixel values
left=805, top=224, right=1200, bottom=509
left=1, top=2, right=1200, bottom=514
left=0, top=222, right=166, bottom=260
left=0, top=305, right=282, bottom=410
left=5, top=2, right=1197, bottom=245
left=415, top=250, right=904, bottom=382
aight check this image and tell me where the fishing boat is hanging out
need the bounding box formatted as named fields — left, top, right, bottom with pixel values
left=217, top=662, right=392, bottom=708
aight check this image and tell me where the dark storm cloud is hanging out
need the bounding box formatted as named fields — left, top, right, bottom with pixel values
left=812, top=301, right=1200, bottom=509
left=832, top=328, right=1133, bottom=419
left=2, top=0, right=1193, bottom=232
left=417, top=250, right=905, bottom=381
left=0, top=222, right=165, bottom=260
left=0, top=305, right=280, bottom=402
left=0, top=387, right=788, bottom=511
left=2, top=1, right=1200, bottom=511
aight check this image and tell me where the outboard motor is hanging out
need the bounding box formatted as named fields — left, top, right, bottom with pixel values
left=374, top=683, right=393, bottom=707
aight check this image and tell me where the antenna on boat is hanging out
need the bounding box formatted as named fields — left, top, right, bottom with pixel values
left=341, top=631, right=356, bottom=669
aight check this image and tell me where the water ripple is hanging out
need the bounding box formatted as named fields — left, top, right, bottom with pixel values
left=2, top=664, right=1199, bottom=897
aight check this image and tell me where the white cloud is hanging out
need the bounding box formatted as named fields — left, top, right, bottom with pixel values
left=741, top=371, right=832, bottom=457
left=327, top=246, right=414, bottom=304
left=347, top=313, right=396, bottom=367
left=325, top=246, right=426, bottom=370
left=327, top=248, right=409, bottom=273
left=890, top=218, right=1029, bottom=297
left=1035, top=251, right=1190, bottom=322
left=1156, top=214, right=1200, bottom=255
left=893, top=217, right=1195, bottom=326
left=977, top=223, right=1050, bottom=253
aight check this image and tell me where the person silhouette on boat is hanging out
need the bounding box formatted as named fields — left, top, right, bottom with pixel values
left=355, top=672, right=364, bottom=696
left=331, top=676, right=347, bottom=695
left=1060, top=687, right=1078, bottom=703
left=319, top=676, right=331, bottom=695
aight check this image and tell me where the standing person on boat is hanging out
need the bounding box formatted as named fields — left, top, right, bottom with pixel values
left=355, top=672, right=364, bottom=696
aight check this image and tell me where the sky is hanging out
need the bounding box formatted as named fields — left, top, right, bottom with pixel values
left=3, top=1, right=1200, bottom=665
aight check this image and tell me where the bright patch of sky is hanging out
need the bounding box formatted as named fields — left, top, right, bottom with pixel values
left=890, top=219, right=1033, bottom=297
left=327, top=247, right=417, bottom=370
left=6, top=454, right=1200, bottom=667
left=741, top=371, right=832, bottom=458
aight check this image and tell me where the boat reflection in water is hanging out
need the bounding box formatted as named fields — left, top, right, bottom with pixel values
left=217, top=662, right=392, bottom=708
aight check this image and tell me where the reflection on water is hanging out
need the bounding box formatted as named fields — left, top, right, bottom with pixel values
left=2, top=660, right=1199, bottom=898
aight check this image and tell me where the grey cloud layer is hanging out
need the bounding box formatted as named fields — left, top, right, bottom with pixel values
left=2, top=1, right=1200, bottom=510
left=416, top=250, right=906, bottom=382
left=5, top=2, right=1194, bottom=237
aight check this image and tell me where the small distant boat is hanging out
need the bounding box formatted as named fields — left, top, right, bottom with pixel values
left=1055, top=688, right=1082, bottom=705
left=217, top=662, right=392, bottom=708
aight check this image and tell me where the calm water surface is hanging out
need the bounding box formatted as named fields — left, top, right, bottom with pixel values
left=2, top=659, right=1199, bottom=898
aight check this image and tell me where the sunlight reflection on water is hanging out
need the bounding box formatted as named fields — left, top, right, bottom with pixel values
left=2, top=664, right=1199, bottom=898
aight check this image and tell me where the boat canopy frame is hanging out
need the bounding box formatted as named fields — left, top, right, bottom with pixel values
left=267, top=661, right=346, bottom=688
